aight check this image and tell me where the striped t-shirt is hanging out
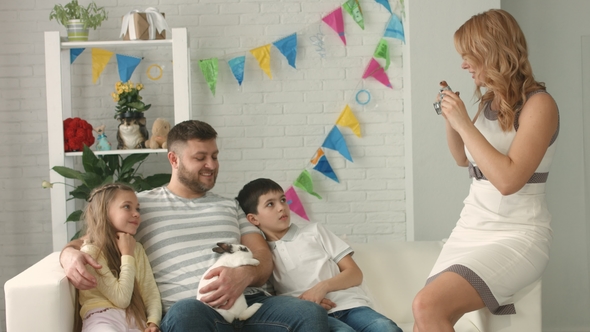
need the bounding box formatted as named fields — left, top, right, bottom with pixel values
left=135, top=186, right=261, bottom=312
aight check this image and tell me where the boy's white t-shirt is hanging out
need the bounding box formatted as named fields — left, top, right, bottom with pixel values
left=268, top=222, right=373, bottom=313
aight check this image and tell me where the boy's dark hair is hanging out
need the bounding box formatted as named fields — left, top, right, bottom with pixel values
left=167, top=120, right=218, bottom=152
left=236, top=178, right=284, bottom=215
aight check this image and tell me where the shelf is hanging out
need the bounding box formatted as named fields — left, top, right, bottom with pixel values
left=60, top=38, right=173, bottom=49
left=45, top=28, right=191, bottom=251
left=65, top=148, right=168, bottom=157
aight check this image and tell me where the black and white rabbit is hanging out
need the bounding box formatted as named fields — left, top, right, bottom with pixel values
left=196, top=242, right=263, bottom=323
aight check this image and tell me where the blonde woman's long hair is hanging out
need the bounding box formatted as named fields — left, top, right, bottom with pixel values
left=78, top=183, right=147, bottom=330
left=454, top=9, right=545, bottom=132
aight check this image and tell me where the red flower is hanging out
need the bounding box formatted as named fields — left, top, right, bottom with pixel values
left=63, top=117, right=95, bottom=152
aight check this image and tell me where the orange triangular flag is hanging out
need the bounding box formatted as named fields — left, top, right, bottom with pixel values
left=310, top=148, right=325, bottom=165
left=335, top=105, right=361, bottom=137
left=250, top=44, right=272, bottom=79
left=92, top=48, right=114, bottom=84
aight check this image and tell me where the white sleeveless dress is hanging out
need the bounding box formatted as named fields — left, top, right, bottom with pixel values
left=427, top=91, right=559, bottom=315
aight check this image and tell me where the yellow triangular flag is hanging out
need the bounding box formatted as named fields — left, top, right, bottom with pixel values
left=250, top=44, right=272, bottom=79
left=335, top=104, right=361, bottom=137
left=92, top=48, right=114, bottom=84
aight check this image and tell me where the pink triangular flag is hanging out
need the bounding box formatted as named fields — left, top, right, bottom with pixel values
left=285, top=186, right=309, bottom=221
left=322, top=7, right=346, bottom=45
left=362, top=58, right=381, bottom=79
left=362, top=58, right=392, bottom=88
left=372, top=67, right=393, bottom=88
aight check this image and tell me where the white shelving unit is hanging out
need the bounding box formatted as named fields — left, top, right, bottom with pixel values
left=44, top=28, right=192, bottom=251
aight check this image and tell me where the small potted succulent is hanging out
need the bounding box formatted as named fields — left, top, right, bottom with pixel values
left=49, top=0, right=108, bottom=41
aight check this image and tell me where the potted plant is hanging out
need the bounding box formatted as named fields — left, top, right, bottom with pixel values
left=49, top=0, right=108, bottom=41
left=112, top=80, right=151, bottom=119
left=42, top=145, right=170, bottom=239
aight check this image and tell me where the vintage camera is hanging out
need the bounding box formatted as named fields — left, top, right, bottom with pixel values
left=433, top=81, right=452, bottom=115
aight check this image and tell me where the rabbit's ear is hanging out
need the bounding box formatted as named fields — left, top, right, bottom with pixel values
left=213, top=242, right=233, bottom=254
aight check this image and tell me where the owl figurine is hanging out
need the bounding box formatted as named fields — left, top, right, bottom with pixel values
left=93, top=124, right=112, bottom=151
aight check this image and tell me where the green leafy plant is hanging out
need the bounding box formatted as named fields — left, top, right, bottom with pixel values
left=112, top=80, right=151, bottom=119
left=43, top=145, right=170, bottom=238
left=49, top=0, right=108, bottom=30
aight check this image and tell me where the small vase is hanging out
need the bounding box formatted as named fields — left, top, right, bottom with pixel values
left=67, top=19, right=89, bottom=42
left=117, top=111, right=145, bottom=120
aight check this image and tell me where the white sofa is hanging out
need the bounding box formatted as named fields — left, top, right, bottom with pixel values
left=4, top=241, right=541, bottom=331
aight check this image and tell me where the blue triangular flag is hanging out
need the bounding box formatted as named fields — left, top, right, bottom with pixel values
left=70, top=48, right=85, bottom=64
left=228, top=56, right=246, bottom=85
left=375, top=0, right=392, bottom=14
left=273, top=33, right=297, bottom=69
left=313, top=155, right=339, bottom=183
left=322, top=126, right=353, bottom=162
left=384, top=14, right=405, bottom=43
left=116, top=54, right=142, bottom=82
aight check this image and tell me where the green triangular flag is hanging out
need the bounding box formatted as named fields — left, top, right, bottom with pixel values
left=199, top=58, right=219, bottom=96
left=293, top=170, right=322, bottom=199
left=343, top=0, right=364, bottom=30
left=373, top=39, right=390, bottom=70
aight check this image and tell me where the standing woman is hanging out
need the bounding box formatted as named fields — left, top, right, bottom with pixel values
left=412, top=9, right=559, bottom=332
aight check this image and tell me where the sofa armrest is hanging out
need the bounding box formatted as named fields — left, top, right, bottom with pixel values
left=4, top=252, right=75, bottom=332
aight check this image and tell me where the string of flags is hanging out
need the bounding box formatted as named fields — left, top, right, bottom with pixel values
left=285, top=104, right=363, bottom=221
left=197, top=0, right=406, bottom=96
left=65, top=0, right=405, bottom=94
left=69, top=47, right=149, bottom=83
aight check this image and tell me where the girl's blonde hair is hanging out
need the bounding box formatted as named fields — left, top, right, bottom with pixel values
left=80, top=183, right=147, bottom=330
left=454, top=9, right=545, bottom=131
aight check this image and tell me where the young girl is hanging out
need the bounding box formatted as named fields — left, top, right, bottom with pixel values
left=77, top=183, right=161, bottom=332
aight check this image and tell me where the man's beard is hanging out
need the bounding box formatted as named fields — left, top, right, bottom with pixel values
left=177, top=161, right=216, bottom=195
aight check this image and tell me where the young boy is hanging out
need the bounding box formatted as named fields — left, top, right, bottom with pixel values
left=236, top=178, right=402, bottom=332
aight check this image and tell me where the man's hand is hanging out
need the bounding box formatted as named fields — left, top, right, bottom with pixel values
left=198, top=265, right=254, bottom=309
left=60, top=247, right=102, bottom=290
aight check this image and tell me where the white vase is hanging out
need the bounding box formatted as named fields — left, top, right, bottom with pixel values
left=66, top=19, right=89, bottom=41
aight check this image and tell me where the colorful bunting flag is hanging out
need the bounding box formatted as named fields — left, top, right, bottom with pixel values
left=294, top=170, right=322, bottom=199
left=273, top=33, right=298, bottom=69
left=314, top=155, right=339, bottom=183
left=343, top=0, right=365, bottom=30
left=70, top=48, right=84, bottom=64
left=116, top=54, right=142, bottom=83
left=322, top=126, right=353, bottom=162
left=199, top=58, right=219, bottom=95
left=362, top=58, right=393, bottom=88
left=384, top=14, right=405, bottom=43
left=374, top=0, right=392, bottom=14
left=310, top=148, right=325, bottom=165
left=322, top=7, right=346, bottom=45
left=228, top=56, right=246, bottom=85
left=250, top=44, right=272, bottom=79
left=373, top=38, right=391, bottom=70
left=336, top=105, right=362, bottom=137
left=285, top=186, right=310, bottom=221
left=91, top=48, right=114, bottom=84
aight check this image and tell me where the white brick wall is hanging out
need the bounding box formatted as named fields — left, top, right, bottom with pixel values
left=0, top=1, right=406, bottom=330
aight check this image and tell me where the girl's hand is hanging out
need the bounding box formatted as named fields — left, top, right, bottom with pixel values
left=144, top=323, right=159, bottom=332
left=116, top=232, right=136, bottom=256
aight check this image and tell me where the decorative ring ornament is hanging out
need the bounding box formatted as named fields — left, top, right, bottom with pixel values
left=355, top=89, right=371, bottom=105
left=146, top=64, right=163, bottom=80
